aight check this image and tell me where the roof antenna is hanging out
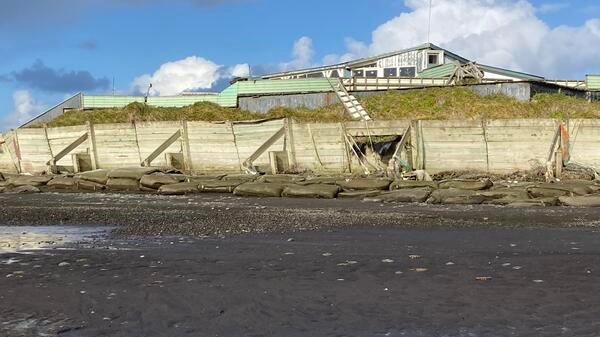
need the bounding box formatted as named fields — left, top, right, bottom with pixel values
left=427, top=0, right=433, bottom=44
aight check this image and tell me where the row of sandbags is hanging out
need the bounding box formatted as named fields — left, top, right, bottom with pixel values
left=3, top=169, right=600, bottom=207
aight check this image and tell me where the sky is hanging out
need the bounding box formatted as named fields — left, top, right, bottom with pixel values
left=1, top=0, right=599, bottom=129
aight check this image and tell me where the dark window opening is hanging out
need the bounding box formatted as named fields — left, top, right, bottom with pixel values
left=383, top=68, right=397, bottom=77
left=330, top=70, right=340, bottom=78
left=428, top=54, right=439, bottom=65
left=353, top=70, right=364, bottom=77
left=399, top=67, right=416, bottom=77
left=366, top=70, right=378, bottom=78
left=307, top=72, right=324, bottom=78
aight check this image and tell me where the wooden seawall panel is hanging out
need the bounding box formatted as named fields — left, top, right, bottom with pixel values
left=14, top=128, right=52, bottom=174
left=135, top=122, right=182, bottom=167
left=291, top=122, right=347, bottom=173
left=569, top=119, right=600, bottom=169
left=93, top=123, right=141, bottom=169
left=233, top=119, right=286, bottom=172
left=46, top=125, right=89, bottom=168
left=485, top=119, right=557, bottom=173
left=187, top=122, right=241, bottom=173
left=421, top=120, right=488, bottom=173
left=5, top=118, right=600, bottom=175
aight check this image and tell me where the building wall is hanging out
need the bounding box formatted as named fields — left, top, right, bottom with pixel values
left=239, top=92, right=339, bottom=113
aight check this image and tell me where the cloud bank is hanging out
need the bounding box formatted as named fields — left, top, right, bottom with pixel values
left=131, top=56, right=249, bottom=95
left=8, top=61, right=110, bottom=93
left=3, top=91, right=47, bottom=129
left=325, top=0, right=600, bottom=79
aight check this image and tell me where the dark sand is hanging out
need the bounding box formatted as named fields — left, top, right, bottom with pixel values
left=1, top=193, right=600, bottom=336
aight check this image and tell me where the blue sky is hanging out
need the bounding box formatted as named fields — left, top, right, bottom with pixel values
left=1, top=0, right=599, bottom=129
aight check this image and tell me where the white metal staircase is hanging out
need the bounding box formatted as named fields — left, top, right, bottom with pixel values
left=331, top=79, right=372, bottom=121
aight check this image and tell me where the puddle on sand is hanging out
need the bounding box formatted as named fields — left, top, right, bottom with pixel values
left=0, top=226, right=112, bottom=254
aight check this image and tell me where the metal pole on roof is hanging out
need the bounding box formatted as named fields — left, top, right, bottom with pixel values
left=427, top=0, right=433, bottom=43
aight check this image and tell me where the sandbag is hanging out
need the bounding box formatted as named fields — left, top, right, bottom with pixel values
left=439, top=179, right=493, bottom=191
left=77, top=180, right=105, bottom=191
left=233, top=183, right=284, bottom=197
left=427, top=189, right=487, bottom=205
left=106, top=178, right=140, bottom=191
left=300, top=176, right=348, bottom=186
left=338, top=190, right=382, bottom=199
left=507, top=200, right=546, bottom=207
left=108, top=167, right=160, bottom=180
left=8, top=185, right=41, bottom=193
left=140, top=174, right=180, bottom=189
left=158, top=182, right=199, bottom=195
left=75, top=169, right=109, bottom=185
left=198, top=180, right=244, bottom=193
left=365, top=188, right=432, bottom=203
left=533, top=182, right=599, bottom=196
left=335, top=178, right=392, bottom=191
left=7, top=175, right=53, bottom=187
left=479, top=188, right=530, bottom=200
left=47, top=176, right=78, bottom=189
left=389, top=180, right=438, bottom=191
left=222, top=174, right=256, bottom=183
left=559, top=196, right=600, bottom=207
left=257, top=175, right=305, bottom=184
left=282, top=184, right=340, bottom=199
left=527, top=187, right=572, bottom=198
left=188, top=174, right=226, bottom=182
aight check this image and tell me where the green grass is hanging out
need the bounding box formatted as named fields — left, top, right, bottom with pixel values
left=38, top=87, right=600, bottom=128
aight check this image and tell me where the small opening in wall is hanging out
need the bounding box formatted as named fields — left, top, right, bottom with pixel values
left=428, top=53, right=439, bottom=65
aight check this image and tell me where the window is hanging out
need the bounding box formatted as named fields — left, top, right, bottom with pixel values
left=307, top=72, right=324, bottom=78
left=383, top=68, right=397, bottom=77
left=399, top=67, right=416, bottom=77
left=428, top=53, right=439, bottom=65
left=353, top=70, right=364, bottom=77
left=366, top=70, right=378, bottom=78
left=330, top=70, right=340, bottom=78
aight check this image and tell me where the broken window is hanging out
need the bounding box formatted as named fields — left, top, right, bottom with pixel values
left=366, top=70, right=378, bottom=78
left=399, top=67, right=416, bottom=77
left=383, top=68, right=397, bottom=77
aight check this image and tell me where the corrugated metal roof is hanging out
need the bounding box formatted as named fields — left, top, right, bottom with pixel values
left=586, top=75, right=600, bottom=90
left=81, top=78, right=339, bottom=109
left=418, top=63, right=458, bottom=78
left=478, top=64, right=544, bottom=81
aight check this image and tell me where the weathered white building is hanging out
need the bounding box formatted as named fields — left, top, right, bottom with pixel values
left=262, top=43, right=544, bottom=82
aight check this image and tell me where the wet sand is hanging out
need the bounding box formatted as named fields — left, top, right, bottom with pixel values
left=1, top=193, right=600, bottom=336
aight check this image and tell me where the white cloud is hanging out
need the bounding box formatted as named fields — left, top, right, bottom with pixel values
left=4, top=90, right=47, bottom=129
left=131, top=56, right=250, bottom=95
left=334, top=0, right=600, bottom=79
left=228, top=63, right=250, bottom=78
left=279, top=36, right=315, bottom=71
